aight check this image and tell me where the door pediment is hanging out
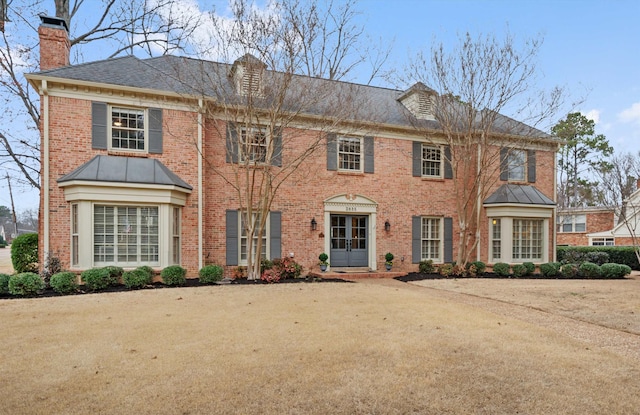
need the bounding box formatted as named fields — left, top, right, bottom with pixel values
left=324, top=194, right=377, bottom=214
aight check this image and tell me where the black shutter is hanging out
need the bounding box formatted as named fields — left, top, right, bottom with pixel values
left=226, top=122, right=239, bottom=163
left=148, top=108, right=163, bottom=154
left=444, top=146, right=453, bottom=179
left=444, top=217, right=453, bottom=263
left=412, top=142, right=422, bottom=177
left=272, top=129, right=282, bottom=167
left=91, top=102, right=108, bottom=149
left=499, top=147, right=509, bottom=181
left=412, top=216, right=421, bottom=263
left=364, top=136, right=374, bottom=173
left=270, top=211, right=282, bottom=259
left=327, top=133, right=337, bottom=171
left=226, top=210, right=239, bottom=266
left=527, top=150, right=536, bottom=183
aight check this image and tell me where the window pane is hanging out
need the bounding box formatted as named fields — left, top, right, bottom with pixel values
left=338, top=137, right=361, bottom=171
left=422, top=145, right=441, bottom=177
left=512, top=219, right=543, bottom=261
left=421, top=217, right=441, bottom=261
left=507, top=150, right=526, bottom=181
left=112, top=107, right=145, bottom=151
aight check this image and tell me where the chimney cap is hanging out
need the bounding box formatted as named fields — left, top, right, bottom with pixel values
left=39, top=15, right=68, bottom=32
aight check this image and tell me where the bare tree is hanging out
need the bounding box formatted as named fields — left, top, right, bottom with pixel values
left=401, top=32, right=564, bottom=266
left=0, top=0, right=203, bottom=192
left=166, top=0, right=387, bottom=279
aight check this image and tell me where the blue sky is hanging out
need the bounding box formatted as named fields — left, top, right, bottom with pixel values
left=358, top=0, right=640, bottom=152
left=2, top=0, right=638, bottom=212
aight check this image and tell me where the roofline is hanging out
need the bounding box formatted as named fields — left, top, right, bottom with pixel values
left=57, top=179, right=193, bottom=193
left=482, top=202, right=556, bottom=208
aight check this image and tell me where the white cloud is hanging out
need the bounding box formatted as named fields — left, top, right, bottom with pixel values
left=618, top=102, right=640, bottom=124
left=581, top=109, right=600, bottom=124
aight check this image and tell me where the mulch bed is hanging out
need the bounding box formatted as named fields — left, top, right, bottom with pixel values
left=0, top=276, right=351, bottom=300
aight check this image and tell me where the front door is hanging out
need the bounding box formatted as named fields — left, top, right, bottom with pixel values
left=330, top=215, right=368, bottom=267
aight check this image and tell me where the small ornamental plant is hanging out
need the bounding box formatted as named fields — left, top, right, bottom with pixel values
left=50, top=272, right=78, bottom=294
left=318, top=253, right=329, bottom=266
left=385, top=252, right=394, bottom=266
left=419, top=260, right=434, bottom=274
left=493, top=262, right=511, bottom=277
left=123, top=268, right=151, bottom=289
left=8, top=272, right=44, bottom=296
left=199, top=265, right=224, bottom=284
left=161, top=265, right=187, bottom=286
left=82, top=267, right=117, bottom=291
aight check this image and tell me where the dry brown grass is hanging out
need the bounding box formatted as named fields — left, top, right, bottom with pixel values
left=2, top=281, right=640, bottom=414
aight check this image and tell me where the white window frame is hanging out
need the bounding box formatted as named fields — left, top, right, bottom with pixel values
left=420, top=217, right=442, bottom=262
left=591, top=237, right=614, bottom=246
left=512, top=218, right=544, bottom=261
left=421, top=144, right=442, bottom=178
left=557, top=214, right=586, bottom=233
left=507, top=149, right=526, bottom=182
left=491, top=218, right=501, bottom=261
left=71, top=204, right=79, bottom=266
left=240, top=126, right=269, bottom=164
left=239, top=211, right=270, bottom=266
left=171, top=207, right=181, bottom=264
left=337, top=136, right=363, bottom=172
left=109, top=106, right=147, bottom=152
left=93, top=205, right=160, bottom=267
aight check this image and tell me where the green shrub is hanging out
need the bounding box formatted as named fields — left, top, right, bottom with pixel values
left=261, top=259, right=274, bottom=272
left=512, top=264, right=527, bottom=278
left=559, top=263, right=578, bottom=279
left=557, top=246, right=639, bottom=270
left=11, top=233, right=38, bottom=273
left=50, top=272, right=78, bottom=294
left=81, top=268, right=117, bottom=291
left=104, top=266, right=124, bottom=283
left=419, top=260, right=435, bottom=274
left=493, top=262, right=510, bottom=277
left=600, top=263, right=632, bottom=279
left=0, top=273, right=11, bottom=294
left=586, top=251, right=609, bottom=266
left=578, top=262, right=601, bottom=279
left=523, top=262, right=536, bottom=276
left=199, top=265, right=224, bottom=284
left=438, top=264, right=453, bottom=277
left=539, top=262, right=561, bottom=278
left=470, top=261, right=486, bottom=276
left=137, top=265, right=154, bottom=279
left=8, top=272, right=44, bottom=296
left=123, top=268, right=151, bottom=289
left=161, top=265, right=187, bottom=286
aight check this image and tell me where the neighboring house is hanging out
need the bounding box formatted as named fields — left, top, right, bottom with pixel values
left=26, top=16, right=559, bottom=276
left=586, top=185, right=640, bottom=246
left=557, top=207, right=616, bottom=246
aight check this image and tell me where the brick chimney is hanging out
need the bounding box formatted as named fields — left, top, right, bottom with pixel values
left=38, top=15, right=70, bottom=71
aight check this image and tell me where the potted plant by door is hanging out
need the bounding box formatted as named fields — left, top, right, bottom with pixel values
left=318, top=253, right=329, bottom=272
left=385, top=252, right=394, bottom=271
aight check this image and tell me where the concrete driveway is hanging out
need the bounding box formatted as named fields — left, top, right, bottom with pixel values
left=0, top=246, right=13, bottom=274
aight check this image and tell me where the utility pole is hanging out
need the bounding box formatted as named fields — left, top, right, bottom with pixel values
left=5, top=173, right=18, bottom=239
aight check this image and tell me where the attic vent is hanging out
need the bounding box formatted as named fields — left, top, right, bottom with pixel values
left=417, top=94, right=433, bottom=118
left=241, top=69, right=262, bottom=97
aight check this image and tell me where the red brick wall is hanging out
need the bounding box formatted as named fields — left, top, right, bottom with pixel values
left=556, top=211, right=615, bottom=246
left=38, top=26, right=70, bottom=70
left=43, top=96, right=200, bottom=273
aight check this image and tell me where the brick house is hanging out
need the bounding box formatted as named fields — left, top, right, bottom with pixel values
left=26, top=16, right=559, bottom=277
left=556, top=207, right=616, bottom=246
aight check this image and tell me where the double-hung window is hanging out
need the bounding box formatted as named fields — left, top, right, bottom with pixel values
left=421, top=217, right=442, bottom=261
left=512, top=219, right=543, bottom=260
left=507, top=149, right=526, bottom=181
left=338, top=137, right=362, bottom=171
left=240, top=127, right=268, bottom=163
left=93, top=205, right=159, bottom=266
left=591, top=237, right=614, bottom=246
left=240, top=211, right=269, bottom=265
left=557, top=214, right=586, bottom=233
left=422, top=145, right=442, bottom=177
left=491, top=218, right=501, bottom=261
left=111, top=107, right=145, bottom=151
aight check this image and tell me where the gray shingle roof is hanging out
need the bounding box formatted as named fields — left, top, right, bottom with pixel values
left=484, top=184, right=555, bottom=206
left=57, top=155, right=192, bottom=190
left=31, top=55, right=551, bottom=139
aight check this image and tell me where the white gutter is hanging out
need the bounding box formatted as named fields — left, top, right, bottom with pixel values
left=42, top=80, right=50, bottom=257
left=198, top=99, right=203, bottom=270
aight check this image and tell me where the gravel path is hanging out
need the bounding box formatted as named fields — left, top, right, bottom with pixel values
left=361, top=277, right=640, bottom=361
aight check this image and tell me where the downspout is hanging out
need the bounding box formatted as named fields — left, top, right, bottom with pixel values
left=553, top=145, right=558, bottom=262
left=198, top=99, right=203, bottom=270
left=42, top=80, right=50, bottom=259
left=476, top=137, right=482, bottom=261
